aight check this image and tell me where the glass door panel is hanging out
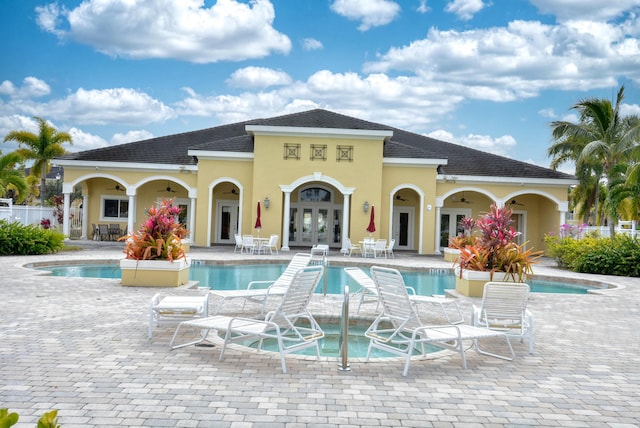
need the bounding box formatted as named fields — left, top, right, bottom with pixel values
left=302, top=208, right=313, bottom=243
left=317, top=209, right=328, bottom=243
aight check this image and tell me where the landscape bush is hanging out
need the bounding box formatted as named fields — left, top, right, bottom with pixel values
left=545, top=233, right=640, bottom=277
left=0, top=220, right=65, bottom=256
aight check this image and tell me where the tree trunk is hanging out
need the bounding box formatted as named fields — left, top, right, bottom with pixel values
left=40, top=163, right=47, bottom=206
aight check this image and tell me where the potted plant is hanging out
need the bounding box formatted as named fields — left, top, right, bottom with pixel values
left=444, top=217, right=477, bottom=262
left=452, top=204, right=542, bottom=296
left=119, top=198, right=190, bottom=287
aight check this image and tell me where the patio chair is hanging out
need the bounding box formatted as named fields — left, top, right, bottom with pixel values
left=345, top=267, right=464, bottom=324
left=209, top=253, right=313, bottom=315
left=472, top=282, right=534, bottom=354
left=98, top=224, right=110, bottom=241
left=386, top=239, right=395, bottom=258
left=366, top=266, right=514, bottom=376
left=263, top=234, right=279, bottom=255
left=149, top=291, right=209, bottom=338
left=340, top=238, right=361, bottom=257
left=170, top=265, right=325, bottom=374
left=233, top=234, right=243, bottom=253
left=241, top=234, right=256, bottom=254
left=372, top=239, right=388, bottom=258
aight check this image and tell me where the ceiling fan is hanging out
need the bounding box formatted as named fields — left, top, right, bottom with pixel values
left=458, top=192, right=472, bottom=204
left=395, top=193, right=408, bottom=202
left=223, top=187, right=239, bottom=195
left=510, top=199, right=525, bottom=206
left=108, top=184, right=125, bottom=192
left=158, top=181, right=176, bottom=193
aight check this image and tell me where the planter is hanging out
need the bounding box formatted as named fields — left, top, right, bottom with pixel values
left=181, top=239, right=191, bottom=252
left=120, top=258, right=190, bottom=287
left=454, top=267, right=517, bottom=297
left=443, top=248, right=460, bottom=263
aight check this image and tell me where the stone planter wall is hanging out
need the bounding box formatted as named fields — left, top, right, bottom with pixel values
left=443, top=248, right=460, bottom=263
left=120, top=258, right=190, bottom=287
left=454, top=267, right=516, bottom=297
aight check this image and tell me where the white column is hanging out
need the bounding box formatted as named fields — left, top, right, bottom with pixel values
left=62, top=192, right=71, bottom=238
left=127, top=194, right=136, bottom=236
left=434, top=205, right=442, bottom=254
left=341, top=193, right=350, bottom=252
left=281, top=191, right=291, bottom=251
left=81, top=195, right=89, bottom=239
left=189, top=197, right=196, bottom=241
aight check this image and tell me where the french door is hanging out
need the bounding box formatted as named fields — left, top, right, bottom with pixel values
left=439, top=208, right=471, bottom=250
left=216, top=201, right=239, bottom=244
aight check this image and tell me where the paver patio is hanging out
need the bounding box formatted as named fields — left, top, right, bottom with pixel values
left=2, top=241, right=639, bottom=427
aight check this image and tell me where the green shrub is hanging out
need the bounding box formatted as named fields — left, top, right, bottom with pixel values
left=0, top=220, right=65, bottom=256
left=545, top=234, right=640, bottom=277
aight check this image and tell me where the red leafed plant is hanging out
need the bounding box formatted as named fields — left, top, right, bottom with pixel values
left=454, top=204, right=542, bottom=281
left=121, top=198, right=188, bottom=261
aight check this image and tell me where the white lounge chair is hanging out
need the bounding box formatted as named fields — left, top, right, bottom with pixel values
left=366, top=266, right=514, bottom=376
left=344, top=267, right=464, bottom=324
left=148, top=292, right=209, bottom=339
left=472, top=282, right=534, bottom=354
left=170, top=265, right=325, bottom=374
left=209, top=253, right=313, bottom=314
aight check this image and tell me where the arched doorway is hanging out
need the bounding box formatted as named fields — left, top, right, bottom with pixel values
left=289, top=185, right=343, bottom=247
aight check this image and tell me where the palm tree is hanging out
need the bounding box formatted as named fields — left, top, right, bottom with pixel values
left=0, top=151, right=29, bottom=203
left=550, top=86, right=640, bottom=236
left=3, top=117, right=72, bottom=206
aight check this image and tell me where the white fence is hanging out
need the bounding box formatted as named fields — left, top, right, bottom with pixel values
left=562, top=221, right=637, bottom=239
left=0, top=199, right=84, bottom=238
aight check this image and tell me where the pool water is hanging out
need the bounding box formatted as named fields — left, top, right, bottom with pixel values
left=37, top=263, right=591, bottom=294
left=241, top=322, right=436, bottom=358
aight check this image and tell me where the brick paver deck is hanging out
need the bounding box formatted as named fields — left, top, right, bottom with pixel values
left=2, top=242, right=639, bottom=427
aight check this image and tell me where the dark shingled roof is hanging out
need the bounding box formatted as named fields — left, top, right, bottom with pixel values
left=59, top=109, right=574, bottom=180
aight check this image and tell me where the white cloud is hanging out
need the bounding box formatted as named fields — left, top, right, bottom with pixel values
left=538, top=108, right=556, bottom=118
left=227, top=67, right=293, bottom=89
left=331, top=0, right=401, bottom=31
left=530, top=0, right=640, bottom=22
left=417, top=0, right=430, bottom=13
left=301, top=38, right=323, bottom=51
left=621, top=102, right=640, bottom=116
left=0, top=77, right=50, bottom=99
left=363, top=19, right=638, bottom=101
left=67, top=127, right=109, bottom=152
left=111, top=130, right=155, bottom=146
left=36, top=0, right=291, bottom=63
left=445, top=0, right=487, bottom=21
left=45, top=88, right=175, bottom=125
left=427, top=129, right=518, bottom=157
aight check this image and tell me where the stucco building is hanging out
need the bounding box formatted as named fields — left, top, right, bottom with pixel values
left=56, top=109, right=577, bottom=254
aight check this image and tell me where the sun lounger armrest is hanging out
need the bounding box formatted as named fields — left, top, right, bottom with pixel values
left=247, top=280, right=276, bottom=290
left=405, top=286, right=417, bottom=295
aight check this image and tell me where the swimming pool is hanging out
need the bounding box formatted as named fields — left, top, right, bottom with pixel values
left=35, top=262, right=593, bottom=294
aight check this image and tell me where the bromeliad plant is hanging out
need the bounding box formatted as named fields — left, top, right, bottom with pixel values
left=121, top=198, right=188, bottom=261
left=454, top=204, right=542, bottom=282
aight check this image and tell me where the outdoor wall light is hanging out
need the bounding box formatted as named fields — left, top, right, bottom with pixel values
left=264, top=197, right=270, bottom=209
left=363, top=201, right=369, bottom=213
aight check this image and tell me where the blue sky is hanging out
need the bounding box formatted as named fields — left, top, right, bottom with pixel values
left=2, top=0, right=640, bottom=173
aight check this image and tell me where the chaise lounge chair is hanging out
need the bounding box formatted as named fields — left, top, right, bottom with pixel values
left=344, top=267, right=464, bottom=324
left=148, top=291, right=209, bottom=339
left=472, top=282, right=534, bottom=354
left=170, top=265, right=325, bottom=373
left=365, top=266, right=514, bottom=376
left=209, top=253, right=313, bottom=314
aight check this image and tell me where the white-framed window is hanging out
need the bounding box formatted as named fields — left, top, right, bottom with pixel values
left=101, top=196, right=129, bottom=221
